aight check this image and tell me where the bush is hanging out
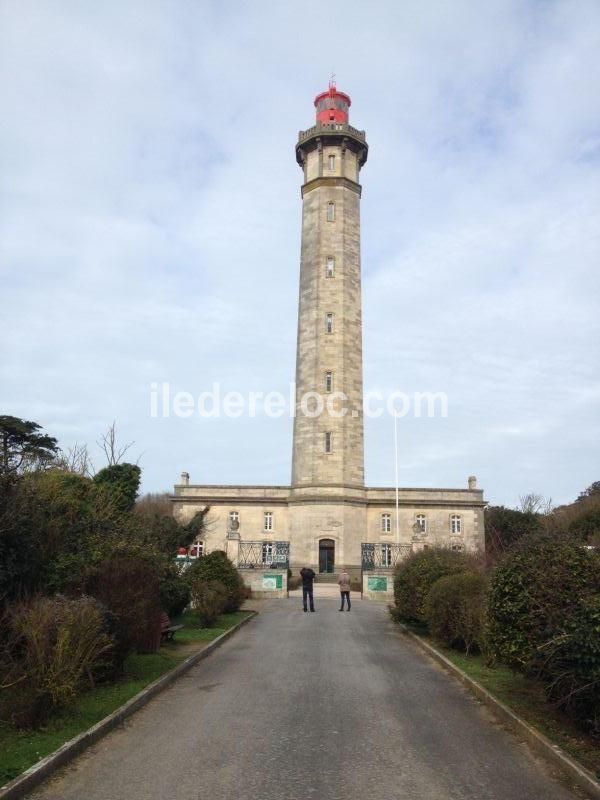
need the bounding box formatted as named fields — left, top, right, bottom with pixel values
left=487, top=533, right=600, bottom=733
left=185, top=551, right=244, bottom=613
left=393, top=548, right=478, bottom=624
left=425, top=571, right=487, bottom=655
left=0, top=595, right=113, bottom=728
left=190, top=580, right=228, bottom=628
left=159, top=562, right=190, bottom=617
left=86, top=556, right=162, bottom=668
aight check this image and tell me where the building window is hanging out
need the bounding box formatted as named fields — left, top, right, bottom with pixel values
left=228, top=510, right=239, bottom=529
left=328, top=154, right=335, bottom=170
left=264, top=511, right=273, bottom=531
left=450, top=514, right=462, bottom=534
left=326, top=256, right=335, bottom=278
left=262, top=542, right=273, bottom=564
left=381, top=544, right=393, bottom=567
left=325, top=371, right=333, bottom=393
left=327, top=201, right=335, bottom=222
left=381, top=513, right=391, bottom=533
left=325, top=312, right=334, bottom=333
left=415, top=514, right=427, bottom=533
left=451, top=543, right=463, bottom=552
left=324, top=432, right=333, bottom=453
left=190, top=541, right=204, bottom=558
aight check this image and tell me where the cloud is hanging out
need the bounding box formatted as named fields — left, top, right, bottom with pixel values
left=1, top=0, right=599, bottom=507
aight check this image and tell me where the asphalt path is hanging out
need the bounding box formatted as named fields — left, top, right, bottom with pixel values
left=29, top=599, right=586, bottom=800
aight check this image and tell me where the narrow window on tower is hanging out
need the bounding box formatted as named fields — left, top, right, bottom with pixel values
left=324, top=432, right=333, bottom=453
left=326, top=256, right=335, bottom=278
left=381, top=513, right=391, bottom=533
left=325, top=371, right=333, bottom=393
left=264, top=511, right=273, bottom=531
left=325, top=312, right=334, bottom=334
left=328, top=154, right=335, bottom=171
left=327, top=201, right=335, bottom=222
left=450, top=514, right=462, bottom=534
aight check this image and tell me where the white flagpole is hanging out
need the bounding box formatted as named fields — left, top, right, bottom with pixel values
left=394, top=412, right=400, bottom=542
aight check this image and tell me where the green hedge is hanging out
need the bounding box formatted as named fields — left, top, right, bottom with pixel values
left=425, top=571, right=487, bottom=654
left=393, top=547, right=478, bottom=624
left=185, top=551, right=245, bottom=613
left=487, top=533, right=600, bottom=733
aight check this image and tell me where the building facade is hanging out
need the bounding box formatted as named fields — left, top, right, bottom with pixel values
left=172, top=84, right=485, bottom=576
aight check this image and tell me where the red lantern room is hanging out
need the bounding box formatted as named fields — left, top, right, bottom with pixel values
left=314, top=80, right=351, bottom=125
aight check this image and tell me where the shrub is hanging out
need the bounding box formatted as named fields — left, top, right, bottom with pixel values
left=0, top=595, right=113, bottom=728
left=86, top=556, right=162, bottom=667
left=393, top=548, right=478, bottom=624
left=190, top=580, right=228, bottom=628
left=185, top=551, right=244, bottom=613
left=487, top=533, right=600, bottom=733
left=159, top=562, right=190, bottom=617
left=425, top=571, right=487, bottom=654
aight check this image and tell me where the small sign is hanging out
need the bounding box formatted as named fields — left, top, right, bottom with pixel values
left=367, top=576, right=388, bottom=592
left=262, top=574, right=283, bottom=590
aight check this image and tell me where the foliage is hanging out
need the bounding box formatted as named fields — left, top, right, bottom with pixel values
left=159, top=562, right=190, bottom=617
left=93, top=463, right=141, bottom=514
left=86, top=556, right=162, bottom=671
left=0, top=416, right=58, bottom=475
left=189, top=579, right=228, bottom=628
left=425, top=571, right=487, bottom=655
left=185, top=551, right=245, bottom=613
left=0, top=596, right=113, bottom=728
left=484, top=505, right=541, bottom=561
left=486, top=532, right=600, bottom=733
left=393, top=547, right=479, bottom=624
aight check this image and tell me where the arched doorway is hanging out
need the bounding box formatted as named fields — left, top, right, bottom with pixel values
left=319, top=539, right=335, bottom=574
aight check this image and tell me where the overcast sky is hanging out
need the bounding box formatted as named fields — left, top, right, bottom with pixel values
left=1, top=0, right=599, bottom=507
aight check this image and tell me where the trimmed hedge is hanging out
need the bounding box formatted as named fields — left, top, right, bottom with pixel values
left=425, top=571, right=487, bottom=654
left=487, top=533, right=600, bottom=733
left=393, top=548, right=479, bottom=624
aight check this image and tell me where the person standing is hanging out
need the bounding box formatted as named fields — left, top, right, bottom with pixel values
left=338, top=569, right=351, bottom=611
left=300, top=566, right=316, bottom=612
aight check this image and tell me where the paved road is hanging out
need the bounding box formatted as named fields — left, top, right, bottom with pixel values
left=30, top=600, right=585, bottom=800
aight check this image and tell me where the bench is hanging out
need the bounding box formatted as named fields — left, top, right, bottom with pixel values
left=160, top=612, right=183, bottom=643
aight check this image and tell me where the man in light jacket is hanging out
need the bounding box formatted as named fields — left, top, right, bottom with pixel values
left=338, top=569, right=351, bottom=611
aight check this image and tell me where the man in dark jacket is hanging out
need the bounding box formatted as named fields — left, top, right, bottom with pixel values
left=300, top=566, right=316, bottom=612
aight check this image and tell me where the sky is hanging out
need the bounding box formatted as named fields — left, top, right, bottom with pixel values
left=1, top=0, right=599, bottom=508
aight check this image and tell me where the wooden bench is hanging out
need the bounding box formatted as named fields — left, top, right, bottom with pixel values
left=160, top=612, right=183, bottom=643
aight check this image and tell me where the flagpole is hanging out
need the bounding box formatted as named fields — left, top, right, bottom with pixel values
left=394, top=411, right=400, bottom=542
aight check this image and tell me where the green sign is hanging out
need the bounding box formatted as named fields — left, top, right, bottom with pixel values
left=262, top=574, right=283, bottom=590
left=367, top=576, right=388, bottom=592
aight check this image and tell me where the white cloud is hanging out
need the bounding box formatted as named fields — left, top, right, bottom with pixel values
left=1, top=0, right=599, bottom=507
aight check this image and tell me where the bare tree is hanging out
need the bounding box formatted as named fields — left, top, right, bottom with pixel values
left=55, top=442, right=95, bottom=477
left=519, top=493, right=553, bottom=515
left=97, top=421, right=135, bottom=467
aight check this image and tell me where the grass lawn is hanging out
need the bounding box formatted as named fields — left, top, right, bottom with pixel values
left=410, top=629, right=600, bottom=778
left=0, top=610, right=252, bottom=786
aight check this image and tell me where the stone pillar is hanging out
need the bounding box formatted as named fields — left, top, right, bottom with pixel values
left=180, top=471, right=190, bottom=486
left=468, top=475, right=477, bottom=490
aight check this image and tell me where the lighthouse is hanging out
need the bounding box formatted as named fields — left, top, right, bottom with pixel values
left=172, top=85, right=485, bottom=584
left=292, top=81, right=368, bottom=491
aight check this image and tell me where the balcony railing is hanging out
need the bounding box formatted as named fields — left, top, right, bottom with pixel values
left=361, top=543, right=413, bottom=569
left=238, top=541, right=290, bottom=569
left=297, top=122, right=366, bottom=143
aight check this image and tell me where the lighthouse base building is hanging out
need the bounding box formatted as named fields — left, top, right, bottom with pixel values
left=171, top=85, right=485, bottom=591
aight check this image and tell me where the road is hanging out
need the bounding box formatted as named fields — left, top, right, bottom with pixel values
left=29, top=599, right=585, bottom=800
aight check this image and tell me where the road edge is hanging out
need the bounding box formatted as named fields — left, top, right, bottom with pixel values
left=396, top=622, right=600, bottom=799
left=0, top=611, right=257, bottom=800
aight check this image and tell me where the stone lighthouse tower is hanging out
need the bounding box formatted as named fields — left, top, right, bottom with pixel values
left=292, top=82, right=368, bottom=490
left=172, top=85, right=486, bottom=581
